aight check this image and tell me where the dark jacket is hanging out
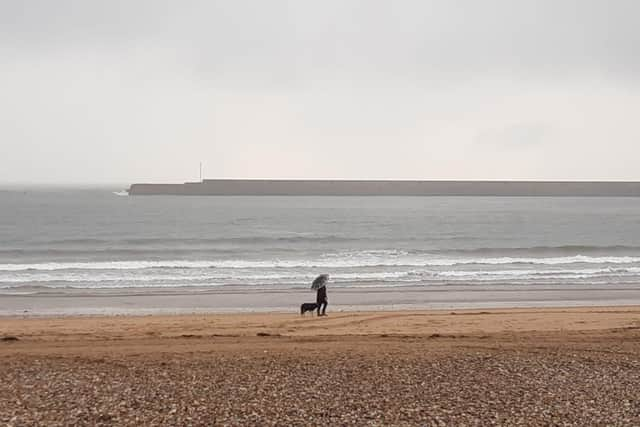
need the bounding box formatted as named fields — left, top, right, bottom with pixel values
left=316, top=286, right=327, bottom=304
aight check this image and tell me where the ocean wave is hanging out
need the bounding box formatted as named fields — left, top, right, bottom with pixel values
left=2, top=254, right=640, bottom=272
left=0, top=248, right=241, bottom=259
left=0, top=282, right=227, bottom=290
left=0, top=270, right=415, bottom=285
left=438, top=267, right=640, bottom=279
left=3, top=264, right=640, bottom=290
left=440, top=245, right=640, bottom=255
left=7, top=244, right=640, bottom=265
left=31, top=235, right=357, bottom=247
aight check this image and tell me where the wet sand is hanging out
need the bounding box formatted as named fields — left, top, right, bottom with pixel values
left=3, top=283, right=640, bottom=316
left=2, top=307, right=640, bottom=425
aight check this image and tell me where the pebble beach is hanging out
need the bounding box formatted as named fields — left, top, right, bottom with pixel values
left=2, top=308, right=640, bottom=425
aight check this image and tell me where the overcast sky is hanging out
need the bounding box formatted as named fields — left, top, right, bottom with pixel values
left=1, top=0, right=638, bottom=184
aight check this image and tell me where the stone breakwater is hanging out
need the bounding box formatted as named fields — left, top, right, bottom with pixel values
left=128, top=179, right=640, bottom=196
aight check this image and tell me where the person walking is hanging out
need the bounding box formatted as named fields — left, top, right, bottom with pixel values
left=312, top=274, right=329, bottom=316
left=316, top=283, right=328, bottom=316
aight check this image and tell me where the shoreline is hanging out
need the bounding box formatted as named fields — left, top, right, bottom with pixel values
left=3, top=283, right=640, bottom=317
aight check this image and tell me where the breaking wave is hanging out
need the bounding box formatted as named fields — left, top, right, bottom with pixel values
left=2, top=254, right=640, bottom=272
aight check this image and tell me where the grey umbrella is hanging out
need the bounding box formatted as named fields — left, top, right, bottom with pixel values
left=311, top=274, right=329, bottom=290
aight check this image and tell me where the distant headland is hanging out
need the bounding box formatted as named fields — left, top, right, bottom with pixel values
left=127, top=180, right=640, bottom=197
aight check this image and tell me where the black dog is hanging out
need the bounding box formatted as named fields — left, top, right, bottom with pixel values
left=300, top=303, right=319, bottom=316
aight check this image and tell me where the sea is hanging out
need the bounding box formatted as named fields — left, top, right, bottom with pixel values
left=2, top=188, right=640, bottom=299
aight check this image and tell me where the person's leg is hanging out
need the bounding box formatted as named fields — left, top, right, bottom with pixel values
left=317, top=303, right=321, bottom=316
left=321, top=300, right=327, bottom=315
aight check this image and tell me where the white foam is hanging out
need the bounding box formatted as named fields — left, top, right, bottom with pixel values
left=0, top=270, right=414, bottom=285
left=438, top=267, right=640, bottom=278
left=2, top=254, right=640, bottom=272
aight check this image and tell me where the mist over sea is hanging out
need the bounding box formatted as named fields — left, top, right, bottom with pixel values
left=2, top=189, right=640, bottom=298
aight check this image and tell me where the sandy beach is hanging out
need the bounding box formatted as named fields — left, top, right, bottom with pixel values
left=2, top=306, right=640, bottom=425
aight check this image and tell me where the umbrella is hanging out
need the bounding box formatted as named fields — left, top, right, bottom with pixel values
left=311, top=274, right=329, bottom=290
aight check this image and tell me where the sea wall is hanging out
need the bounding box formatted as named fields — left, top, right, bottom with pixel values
left=128, top=180, right=640, bottom=196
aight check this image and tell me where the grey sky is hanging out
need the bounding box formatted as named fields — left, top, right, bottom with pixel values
left=1, top=0, right=638, bottom=184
